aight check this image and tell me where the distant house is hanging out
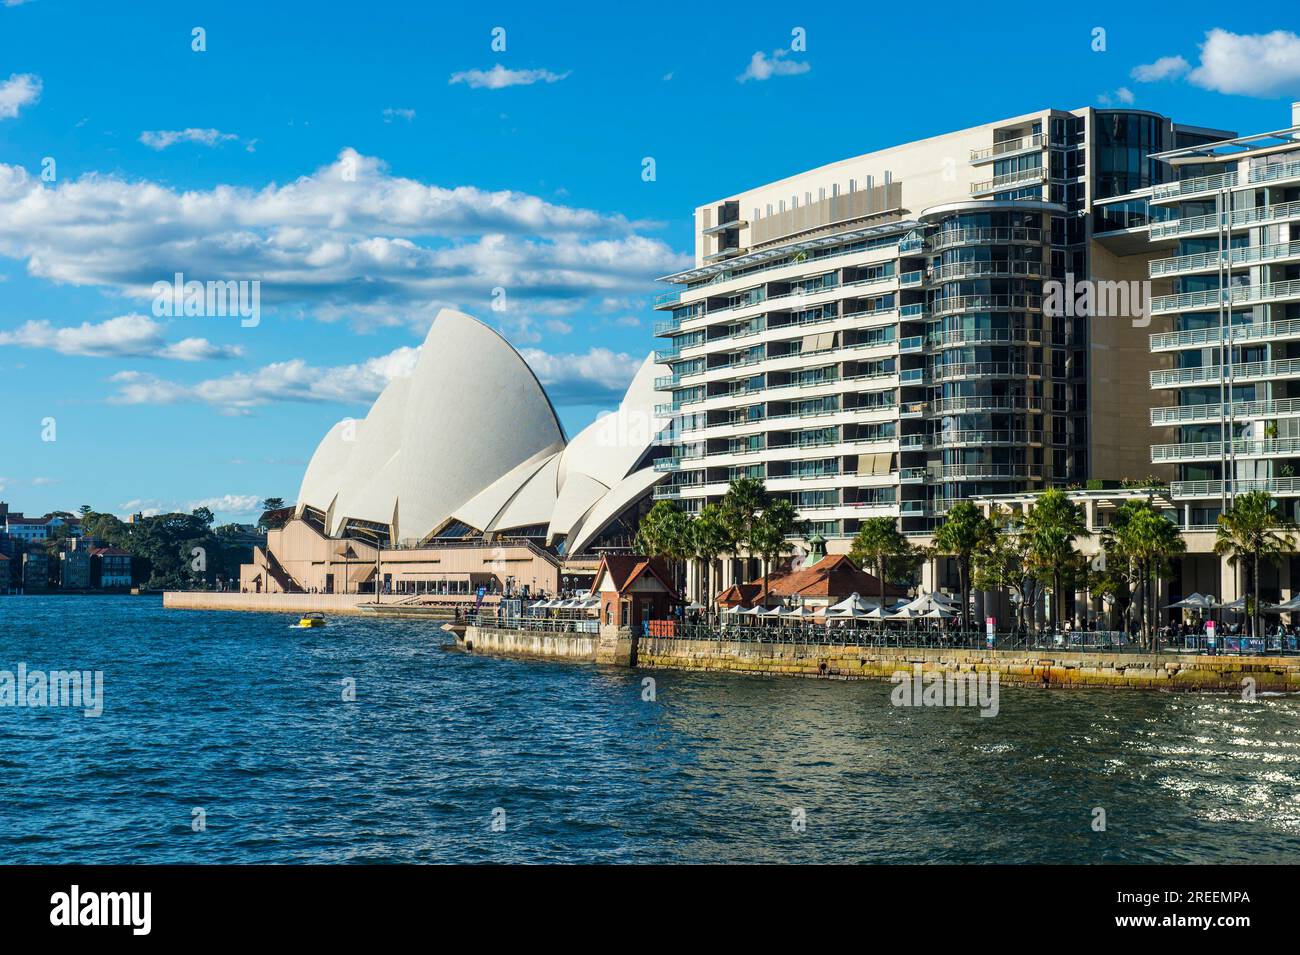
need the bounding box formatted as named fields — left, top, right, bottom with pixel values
left=90, top=546, right=133, bottom=588
left=590, top=554, right=682, bottom=632
left=59, top=547, right=91, bottom=590
left=0, top=503, right=82, bottom=543
left=21, top=551, right=49, bottom=592
left=0, top=553, right=11, bottom=594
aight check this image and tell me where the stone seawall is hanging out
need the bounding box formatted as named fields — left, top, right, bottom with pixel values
left=463, top=626, right=597, bottom=661
left=636, top=638, right=1300, bottom=692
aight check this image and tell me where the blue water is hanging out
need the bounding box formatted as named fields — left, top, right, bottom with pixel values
left=2, top=595, right=1299, bottom=863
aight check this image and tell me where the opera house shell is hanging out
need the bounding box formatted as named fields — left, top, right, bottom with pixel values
left=293, top=308, right=669, bottom=557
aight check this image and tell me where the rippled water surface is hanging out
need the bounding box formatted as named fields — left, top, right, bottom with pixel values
left=2, top=596, right=1299, bottom=863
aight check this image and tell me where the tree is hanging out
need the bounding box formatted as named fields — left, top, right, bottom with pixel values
left=1106, top=499, right=1185, bottom=645
left=635, top=500, right=691, bottom=593
left=750, top=498, right=804, bottom=606
left=1022, top=489, right=1090, bottom=631
left=687, top=503, right=732, bottom=611
left=258, top=498, right=289, bottom=531
left=1214, top=491, right=1297, bottom=641
left=932, top=501, right=996, bottom=634
left=973, top=510, right=1034, bottom=634
left=849, top=516, right=913, bottom=610
left=192, top=506, right=215, bottom=527
left=720, top=477, right=768, bottom=583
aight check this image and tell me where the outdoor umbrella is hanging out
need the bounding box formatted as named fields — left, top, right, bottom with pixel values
left=1167, top=593, right=1216, bottom=610
left=781, top=605, right=816, bottom=618
left=923, top=607, right=955, bottom=619
left=827, top=592, right=875, bottom=614
left=863, top=605, right=895, bottom=619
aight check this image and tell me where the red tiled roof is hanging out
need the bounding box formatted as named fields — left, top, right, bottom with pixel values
left=714, top=554, right=907, bottom=607
left=590, top=554, right=683, bottom=602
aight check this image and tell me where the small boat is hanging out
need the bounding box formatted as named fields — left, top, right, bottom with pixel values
left=296, top=612, right=327, bottom=628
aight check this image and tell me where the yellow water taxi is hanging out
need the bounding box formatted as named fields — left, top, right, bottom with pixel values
left=297, top=612, right=327, bottom=628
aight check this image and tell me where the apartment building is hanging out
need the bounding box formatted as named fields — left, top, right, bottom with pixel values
left=652, top=108, right=1233, bottom=542
left=1132, top=104, right=1300, bottom=528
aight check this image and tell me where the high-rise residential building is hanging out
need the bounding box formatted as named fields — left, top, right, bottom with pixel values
left=653, top=108, right=1231, bottom=541
left=1140, top=104, right=1300, bottom=527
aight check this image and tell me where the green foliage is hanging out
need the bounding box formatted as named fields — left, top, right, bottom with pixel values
left=1214, top=491, right=1298, bottom=639
left=1022, top=489, right=1091, bottom=629
left=848, top=516, right=915, bottom=607
left=73, top=507, right=253, bottom=590
left=932, top=500, right=996, bottom=632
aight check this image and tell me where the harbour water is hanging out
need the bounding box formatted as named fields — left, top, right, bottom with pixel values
left=2, top=595, right=1299, bottom=864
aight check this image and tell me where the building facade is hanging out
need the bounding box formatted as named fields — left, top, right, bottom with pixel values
left=653, top=107, right=1232, bottom=543
left=1134, top=104, right=1300, bottom=527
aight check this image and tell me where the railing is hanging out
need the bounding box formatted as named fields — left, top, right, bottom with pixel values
left=1149, top=199, right=1300, bottom=239
left=929, top=226, right=1043, bottom=250
left=1150, top=357, right=1300, bottom=387
left=931, top=293, right=1043, bottom=316
left=1149, top=239, right=1300, bottom=277
left=969, top=134, right=1044, bottom=163
left=927, top=260, right=1044, bottom=281
left=654, top=289, right=682, bottom=308
left=1170, top=477, right=1300, bottom=499
left=931, top=395, right=1043, bottom=414
left=970, top=167, right=1046, bottom=194
left=1151, top=396, right=1300, bottom=425
left=1149, top=318, right=1300, bottom=351
left=931, top=361, right=1045, bottom=381
left=1151, top=436, right=1300, bottom=462
left=1152, top=157, right=1300, bottom=201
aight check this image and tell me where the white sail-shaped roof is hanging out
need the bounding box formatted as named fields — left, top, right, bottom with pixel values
left=293, top=307, right=668, bottom=554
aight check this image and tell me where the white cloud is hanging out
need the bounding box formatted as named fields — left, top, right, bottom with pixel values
left=187, top=494, right=262, bottom=516
left=1188, top=29, right=1300, bottom=97
left=382, top=107, right=415, bottom=122
left=543, top=319, right=572, bottom=335
left=0, top=73, right=41, bottom=119
left=1097, top=87, right=1136, bottom=106
left=108, top=346, right=421, bottom=411
left=449, top=65, right=570, bottom=90
left=519, top=347, right=641, bottom=404
left=2, top=1, right=38, bottom=6
left=1131, top=55, right=1191, bottom=82
left=139, top=128, right=240, bottom=150
left=0, top=314, right=242, bottom=360
left=737, top=49, right=809, bottom=83
left=0, top=149, right=687, bottom=332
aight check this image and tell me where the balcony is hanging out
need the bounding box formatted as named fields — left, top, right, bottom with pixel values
left=931, top=361, right=1044, bottom=382
left=930, top=226, right=1043, bottom=251
left=1150, top=278, right=1300, bottom=315
left=1148, top=239, right=1300, bottom=278
left=969, top=167, right=1046, bottom=195
left=1151, top=436, right=1300, bottom=463
left=1150, top=357, right=1300, bottom=388
left=899, top=335, right=924, bottom=353
left=927, top=260, right=1045, bottom=282
left=931, top=293, right=1043, bottom=317
left=899, top=467, right=929, bottom=483
left=1149, top=199, right=1300, bottom=240
left=969, top=134, right=1044, bottom=164
left=900, top=269, right=923, bottom=288
left=654, top=289, right=682, bottom=308
left=1149, top=318, right=1300, bottom=352
left=1151, top=157, right=1300, bottom=203
left=1170, top=477, right=1300, bottom=500
left=1150, top=396, right=1300, bottom=426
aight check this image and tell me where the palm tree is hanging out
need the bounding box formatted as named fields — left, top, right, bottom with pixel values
left=932, top=501, right=995, bottom=634
left=1214, top=491, right=1297, bottom=641
left=720, top=477, right=768, bottom=584
left=635, top=500, right=691, bottom=591
left=849, top=516, right=913, bottom=611
left=750, top=498, right=804, bottom=606
left=973, top=510, right=1033, bottom=634
left=1022, top=489, right=1090, bottom=631
left=687, top=503, right=732, bottom=611
left=1108, top=499, right=1186, bottom=646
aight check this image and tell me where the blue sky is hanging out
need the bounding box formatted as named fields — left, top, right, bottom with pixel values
left=0, top=0, right=1298, bottom=523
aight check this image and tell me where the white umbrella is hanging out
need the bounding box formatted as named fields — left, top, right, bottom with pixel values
left=827, top=606, right=871, bottom=619
left=1217, top=597, right=1248, bottom=611
left=782, top=605, right=816, bottom=618
left=685, top=601, right=705, bottom=611
left=722, top=605, right=748, bottom=616
left=1168, top=592, right=1216, bottom=609
left=863, top=605, right=895, bottom=619
left=759, top=605, right=785, bottom=617
left=828, top=592, right=875, bottom=614
left=923, top=607, right=955, bottom=619
left=1274, top=594, right=1300, bottom=612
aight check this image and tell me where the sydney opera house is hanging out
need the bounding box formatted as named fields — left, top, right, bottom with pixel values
left=240, top=309, right=670, bottom=598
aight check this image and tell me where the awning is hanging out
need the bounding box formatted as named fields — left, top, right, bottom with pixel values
left=856, top=452, right=893, bottom=476
left=801, top=331, right=837, bottom=353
